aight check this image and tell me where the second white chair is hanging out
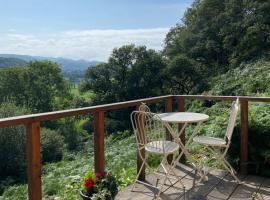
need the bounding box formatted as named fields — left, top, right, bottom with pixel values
left=193, top=98, right=241, bottom=183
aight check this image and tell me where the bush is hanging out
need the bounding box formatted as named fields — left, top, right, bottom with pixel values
left=229, top=103, right=270, bottom=176
left=0, top=102, right=29, bottom=179
left=41, top=128, right=65, bottom=163
left=58, top=118, right=87, bottom=151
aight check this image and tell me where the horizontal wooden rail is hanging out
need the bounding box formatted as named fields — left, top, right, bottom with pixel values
left=0, top=94, right=270, bottom=200
left=0, top=95, right=173, bottom=128
left=175, top=95, right=270, bottom=102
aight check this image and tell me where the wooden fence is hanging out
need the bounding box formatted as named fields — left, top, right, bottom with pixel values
left=0, top=95, right=269, bottom=200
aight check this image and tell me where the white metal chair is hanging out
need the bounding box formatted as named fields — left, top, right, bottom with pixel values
left=193, top=98, right=241, bottom=183
left=131, top=105, right=183, bottom=198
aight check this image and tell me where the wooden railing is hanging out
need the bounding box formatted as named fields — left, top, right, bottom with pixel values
left=0, top=95, right=270, bottom=200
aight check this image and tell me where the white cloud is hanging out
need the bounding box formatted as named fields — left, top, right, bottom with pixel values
left=0, top=28, right=169, bottom=61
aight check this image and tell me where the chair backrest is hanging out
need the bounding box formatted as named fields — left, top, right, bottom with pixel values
left=130, top=110, right=170, bottom=151
left=225, top=98, right=240, bottom=143
left=138, top=102, right=151, bottom=112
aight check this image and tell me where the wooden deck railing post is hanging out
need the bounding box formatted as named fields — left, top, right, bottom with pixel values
left=177, top=97, right=186, bottom=162
left=26, top=122, right=42, bottom=200
left=165, top=97, right=173, bottom=163
left=240, top=100, right=249, bottom=174
left=136, top=105, right=145, bottom=181
left=94, top=111, right=105, bottom=173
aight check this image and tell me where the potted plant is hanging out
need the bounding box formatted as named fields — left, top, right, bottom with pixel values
left=80, top=170, right=118, bottom=200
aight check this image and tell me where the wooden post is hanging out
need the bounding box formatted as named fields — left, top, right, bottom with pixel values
left=94, top=111, right=105, bottom=173
left=165, top=97, right=173, bottom=163
left=26, top=122, right=42, bottom=200
left=240, top=100, right=249, bottom=174
left=177, top=97, right=186, bottom=162
left=136, top=105, right=145, bottom=181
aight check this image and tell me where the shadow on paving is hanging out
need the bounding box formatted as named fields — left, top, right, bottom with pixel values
left=116, top=164, right=270, bottom=200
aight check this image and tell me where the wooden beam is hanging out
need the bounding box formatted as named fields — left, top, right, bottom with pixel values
left=136, top=105, right=145, bottom=181
left=175, top=95, right=270, bottom=102
left=0, top=95, right=173, bottom=127
left=26, top=122, right=42, bottom=200
left=1, top=95, right=270, bottom=128
left=240, top=100, right=249, bottom=174
left=94, top=111, right=105, bottom=173
left=177, top=97, right=186, bottom=162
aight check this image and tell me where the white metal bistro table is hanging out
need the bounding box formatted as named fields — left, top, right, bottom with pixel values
left=157, top=112, right=209, bottom=180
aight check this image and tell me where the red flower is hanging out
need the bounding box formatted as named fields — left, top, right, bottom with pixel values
left=84, top=178, right=95, bottom=189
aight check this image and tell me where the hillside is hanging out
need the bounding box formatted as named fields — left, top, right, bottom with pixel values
left=208, top=59, right=270, bottom=96
left=0, top=54, right=101, bottom=72
left=0, top=57, right=26, bottom=68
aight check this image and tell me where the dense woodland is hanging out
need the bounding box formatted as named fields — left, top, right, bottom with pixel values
left=0, top=0, right=270, bottom=199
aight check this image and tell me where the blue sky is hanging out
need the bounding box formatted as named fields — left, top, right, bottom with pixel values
left=0, top=0, right=193, bottom=60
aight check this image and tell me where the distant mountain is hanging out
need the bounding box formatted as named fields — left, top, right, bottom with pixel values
left=0, top=57, right=27, bottom=68
left=0, top=54, right=101, bottom=72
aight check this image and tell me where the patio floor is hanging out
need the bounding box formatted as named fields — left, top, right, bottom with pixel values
left=116, top=164, right=270, bottom=200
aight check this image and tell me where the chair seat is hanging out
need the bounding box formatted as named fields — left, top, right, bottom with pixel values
left=193, top=136, right=227, bottom=147
left=145, top=140, right=179, bottom=154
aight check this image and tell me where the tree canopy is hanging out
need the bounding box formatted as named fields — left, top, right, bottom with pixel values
left=81, top=45, right=165, bottom=104
left=0, top=60, right=69, bottom=113
left=164, top=0, right=270, bottom=72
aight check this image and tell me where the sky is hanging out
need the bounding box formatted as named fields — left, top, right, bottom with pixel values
left=0, top=0, right=193, bottom=61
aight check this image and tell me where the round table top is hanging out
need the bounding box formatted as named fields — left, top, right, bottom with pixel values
left=156, top=112, right=209, bottom=123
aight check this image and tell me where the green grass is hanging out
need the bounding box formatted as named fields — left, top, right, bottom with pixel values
left=70, top=87, right=95, bottom=101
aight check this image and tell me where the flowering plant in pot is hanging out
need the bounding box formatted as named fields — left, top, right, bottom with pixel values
left=80, top=171, right=118, bottom=200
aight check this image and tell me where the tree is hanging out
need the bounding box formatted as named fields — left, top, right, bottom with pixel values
left=81, top=45, right=165, bottom=132
left=164, top=0, right=270, bottom=73
left=0, top=61, right=70, bottom=113
left=81, top=45, right=165, bottom=104
left=25, top=61, right=69, bottom=113
left=0, top=102, right=29, bottom=178
left=0, top=67, right=28, bottom=104
left=163, top=55, right=203, bottom=94
left=81, top=63, right=114, bottom=103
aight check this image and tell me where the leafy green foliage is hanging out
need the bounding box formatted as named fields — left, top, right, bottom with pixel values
left=81, top=45, right=165, bottom=104
left=0, top=102, right=29, bottom=179
left=81, top=45, right=165, bottom=132
left=209, top=59, right=270, bottom=96
left=163, top=54, right=204, bottom=94
left=57, top=118, right=88, bottom=151
left=1, top=132, right=137, bottom=199
left=0, top=60, right=70, bottom=113
left=164, top=0, right=270, bottom=77
left=41, top=128, right=65, bottom=163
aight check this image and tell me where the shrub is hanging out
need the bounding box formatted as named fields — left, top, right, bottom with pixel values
left=0, top=102, right=29, bottom=179
left=41, top=128, right=65, bottom=163
left=57, top=118, right=87, bottom=151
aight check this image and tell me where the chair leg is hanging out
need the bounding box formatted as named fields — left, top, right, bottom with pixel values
left=132, top=160, right=146, bottom=191
left=207, top=147, right=242, bottom=184
left=220, top=157, right=242, bottom=184
left=157, top=157, right=172, bottom=197
left=157, top=153, right=186, bottom=198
